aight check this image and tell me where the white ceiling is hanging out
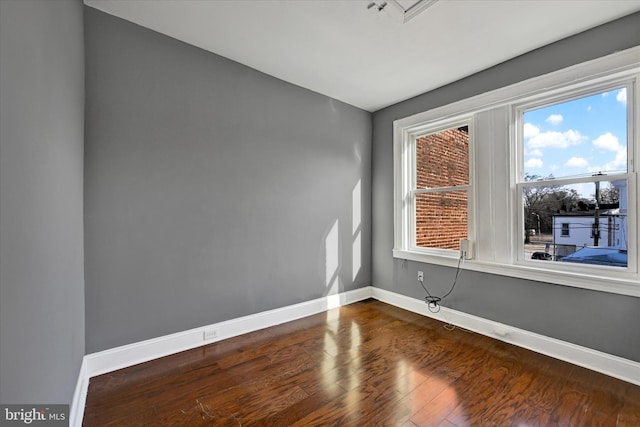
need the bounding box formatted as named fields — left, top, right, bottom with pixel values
left=84, top=0, right=640, bottom=112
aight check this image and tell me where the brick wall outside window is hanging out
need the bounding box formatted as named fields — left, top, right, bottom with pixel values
left=415, top=127, right=469, bottom=249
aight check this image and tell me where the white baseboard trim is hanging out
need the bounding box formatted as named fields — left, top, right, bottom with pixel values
left=71, top=285, right=640, bottom=426
left=84, top=287, right=371, bottom=378
left=69, top=357, right=88, bottom=427
left=370, top=287, right=640, bottom=386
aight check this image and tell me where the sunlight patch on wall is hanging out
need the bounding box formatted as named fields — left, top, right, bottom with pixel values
left=325, top=219, right=340, bottom=295
left=352, top=180, right=362, bottom=281
left=352, top=180, right=362, bottom=235
left=352, top=233, right=362, bottom=282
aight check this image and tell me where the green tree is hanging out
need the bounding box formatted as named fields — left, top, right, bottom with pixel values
left=597, top=183, right=620, bottom=205
left=523, top=173, right=580, bottom=240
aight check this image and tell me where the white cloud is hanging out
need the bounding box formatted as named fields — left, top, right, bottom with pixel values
left=589, top=132, right=627, bottom=172
left=587, top=105, right=592, bottom=111
left=545, top=114, right=563, bottom=125
left=525, top=158, right=543, bottom=168
left=617, top=88, right=627, bottom=105
left=526, top=129, right=586, bottom=149
left=592, top=132, right=621, bottom=151
left=589, top=150, right=627, bottom=173
left=528, top=149, right=543, bottom=157
left=565, top=157, right=589, bottom=168
left=610, top=149, right=627, bottom=170
left=523, top=123, right=539, bottom=139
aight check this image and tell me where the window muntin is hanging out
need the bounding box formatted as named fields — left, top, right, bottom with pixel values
left=518, top=85, right=631, bottom=269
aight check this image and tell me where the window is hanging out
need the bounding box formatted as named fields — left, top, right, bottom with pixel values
left=393, top=46, right=640, bottom=296
left=394, top=118, right=473, bottom=259
left=517, top=86, right=630, bottom=268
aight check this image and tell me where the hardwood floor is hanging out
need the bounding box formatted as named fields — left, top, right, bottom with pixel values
left=83, top=299, right=640, bottom=426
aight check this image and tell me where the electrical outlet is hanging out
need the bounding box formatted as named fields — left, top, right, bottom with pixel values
left=203, top=328, right=219, bottom=341
left=417, top=271, right=424, bottom=282
left=460, top=239, right=472, bottom=259
left=493, top=328, right=509, bottom=338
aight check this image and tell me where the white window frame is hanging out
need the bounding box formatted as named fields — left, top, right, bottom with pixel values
left=393, top=45, right=640, bottom=297
left=396, top=117, right=475, bottom=259
left=514, top=79, right=635, bottom=269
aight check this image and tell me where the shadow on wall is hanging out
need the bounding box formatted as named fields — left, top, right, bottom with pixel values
left=323, top=179, right=363, bottom=296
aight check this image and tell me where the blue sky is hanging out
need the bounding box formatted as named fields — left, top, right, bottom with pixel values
left=523, top=87, right=628, bottom=188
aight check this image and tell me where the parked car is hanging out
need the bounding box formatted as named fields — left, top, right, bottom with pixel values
left=531, top=252, right=552, bottom=260
left=559, top=247, right=627, bottom=267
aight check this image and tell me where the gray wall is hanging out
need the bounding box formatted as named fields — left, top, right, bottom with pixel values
left=372, top=13, right=640, bottom=362
left=0, top=0, right=85, bottom=404
left=84, top=8, right=372, bottom=353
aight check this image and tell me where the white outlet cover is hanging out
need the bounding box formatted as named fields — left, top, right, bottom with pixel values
left=203, top=329, right=218, bottom=340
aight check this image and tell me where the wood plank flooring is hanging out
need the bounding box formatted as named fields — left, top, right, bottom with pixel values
left=83, top=299, right=640, bottom=426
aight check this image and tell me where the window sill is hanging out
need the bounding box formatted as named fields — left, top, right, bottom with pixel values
left=393, top=249, right=640, bottom=297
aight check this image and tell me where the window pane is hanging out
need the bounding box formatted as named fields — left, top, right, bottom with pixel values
left=416, top=191, right=467, bottom=250
left=416, top=126, right=469, bottom=189
left=523, top=88, right=627, bottom=179
left=524, top=179, right=627, bottom=267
